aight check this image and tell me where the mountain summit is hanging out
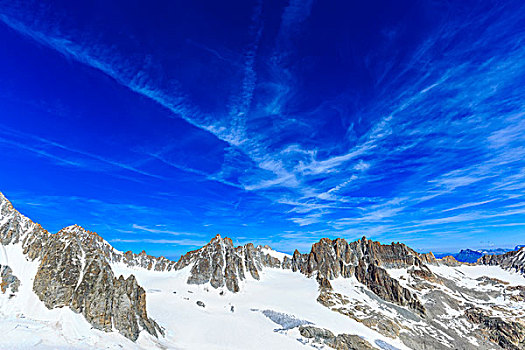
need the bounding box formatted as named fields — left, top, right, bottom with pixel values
left=0, top=192, right=162, bottom=341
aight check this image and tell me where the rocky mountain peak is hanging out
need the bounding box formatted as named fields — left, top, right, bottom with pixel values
left=53, top=224, right=177, bottom=272
left=174, top=234, right=281, bottom=292
left=0, top=193, right=162, bottom=341
left=291, top=236, right=433, bottom=278
left=290, top=237, right=428, bottom=315
left=419, top=251, right=437, bottom=264
left=58, top=224, right=105, bottom=245
left=0, top=191, right=11, bottom=207
left=439, top=255, right=462, bottom=266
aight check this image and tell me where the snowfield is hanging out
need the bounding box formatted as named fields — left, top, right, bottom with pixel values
left=111, top=263, right=410, bottom=349
left=0, top=243, right=153, bottom=350
left=428, top=264, right=525, bottom=287
left=1, top=242, right=524, bottom=349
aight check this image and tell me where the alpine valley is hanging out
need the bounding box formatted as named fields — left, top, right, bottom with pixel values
left=1, top=191, right=525, bottom=350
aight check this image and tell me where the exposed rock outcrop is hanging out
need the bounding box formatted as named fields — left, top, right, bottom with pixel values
left=289, top=236, right=435, bottom=276
left=465, top=307, right=525, bottom=349
left=0, top=193, right=162, bottom=341
left=174, top=234, right=282, bottom=292
left=438, top=255, right=462, bottom=266
left=32, top=226, right=163, bottom=341
left=299, top=325, right=335, bottom=342
left=334, top=334, right=376, bottom=350
left=355, top=261, right=425, bottom=315
left=298, top=325, right=375, bottom=349
left=289, top=237, right=427, bottom=314
left=409, top=265, right=441, bottom=284
left=478, top=248, right=525, bottom=275
left=0, top=264, right=20, bottom=293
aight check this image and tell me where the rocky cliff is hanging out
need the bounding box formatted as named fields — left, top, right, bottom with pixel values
left=287, top=237, right=429, bottom=314
left=0, top=192, right=162, bottom=341
left=174, top=234, right=430, bottom=315
left=465, top=307, right=525, bottom=349
left=289, top=237, right=435, bottom=278
left=0, top=264, right=20, bottom=294
left=478, top=248, right=525, bottom=275
left=174, top=234, right=281, bottom=292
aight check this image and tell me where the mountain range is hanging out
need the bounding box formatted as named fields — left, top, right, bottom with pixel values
left=433, top=246, right=525, bottom=263
left=1, top=191, right=524, bottom=349
left=437, top=248, right=517, bottom=264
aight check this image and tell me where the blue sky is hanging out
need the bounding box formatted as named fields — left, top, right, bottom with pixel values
left=0, top=0, right=524, bottom=258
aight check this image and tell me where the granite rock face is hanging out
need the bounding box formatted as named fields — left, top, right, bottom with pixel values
left=32, top=226, right=163, bottom=341
left=437, top=255, right=462, bottom=266
left=175, top=234, right=281, bottom=292
left=0, top=193, right=162, bottom=341
left=355, top=261, right=425, bottom=315
left=334, top=334, right=376, bottom=350
left=465, top=307, right=525, bottom=349
left=0, top=265, right=20, bottom=293
left=289, top=237, right=427, bottom=314
left=289, top=237, right=436, bottom=279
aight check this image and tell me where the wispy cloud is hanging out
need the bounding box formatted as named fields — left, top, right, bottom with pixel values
left=442, top=199, right=497, bottom=212
left=131, top=224, right=203, bottom=237
left=0, top=125, right=162, bottom=179
left=0, top=11, right=225, bottom=148
left=110, top=238, right=207, bottom=246
left=225, top=0, right=264, bottom=146
left=1, top=1, right=524, bottom=253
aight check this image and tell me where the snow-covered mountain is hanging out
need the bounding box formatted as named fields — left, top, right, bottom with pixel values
left=1, top=191, right=525, bottom=349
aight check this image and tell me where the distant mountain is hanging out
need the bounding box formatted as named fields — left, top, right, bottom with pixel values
left=481, top=248, right=515, bottom=255
left=1, top=191, right=525, bottom=350
left=435, top=248, right=515, bottom=263
left=453, top=249, right=483, bottom=263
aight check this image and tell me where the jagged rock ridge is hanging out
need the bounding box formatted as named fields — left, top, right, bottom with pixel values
left=2, top=191, right=525, bottom=350
left=478, top=248, right=525, bottom=275
left=287, top=237, right=430, bottom=314
left=0, top=192, right=161, bottom=341
left=465, top=307, right=525, bottom=349
left=178, top=234, right=430, bottom=315
left=174, top=234, right=281, bottom=292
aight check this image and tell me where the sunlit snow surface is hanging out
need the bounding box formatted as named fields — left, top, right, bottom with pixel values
left=2, top=244, right=525, bottom=349
left=111, top=263, right=410, bottom=349
left=0, top=244, right=155, bottom=350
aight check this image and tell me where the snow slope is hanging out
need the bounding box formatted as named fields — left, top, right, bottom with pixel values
left=111, top=263, right=409, bottom=350
left=1, top=223, right=524, bottom=350
left=2, top=241, right=411, bottom=350
left=0, top=244, right=157, bottom=350
left=0, top=243, right=7, bottom=266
